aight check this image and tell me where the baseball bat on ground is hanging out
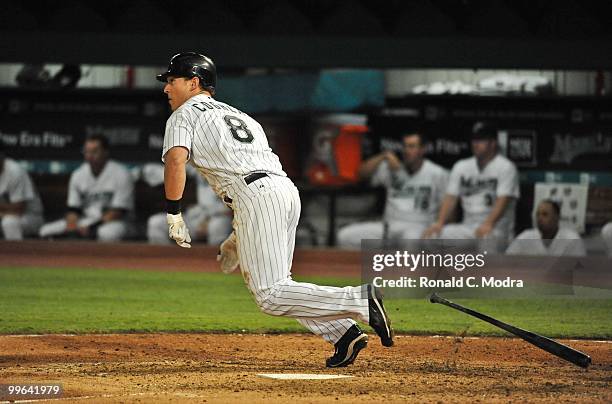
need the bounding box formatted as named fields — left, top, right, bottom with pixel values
left=429, top=293, right=591, bottom=368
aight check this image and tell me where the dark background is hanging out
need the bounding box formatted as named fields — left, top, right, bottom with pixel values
left=1, top=0, right=612, bottom=69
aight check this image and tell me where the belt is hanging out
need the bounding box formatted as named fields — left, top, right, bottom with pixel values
left=244, top=172, right=268, bottom=185
left=224, top=172, right=269, bottom=205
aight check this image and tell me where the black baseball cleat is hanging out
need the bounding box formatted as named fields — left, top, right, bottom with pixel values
left=368, top=285, right=394, bottom=347
left=326, top=325, right=368, bottom=368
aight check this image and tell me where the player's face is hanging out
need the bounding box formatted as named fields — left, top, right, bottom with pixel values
left=402, top=134, right=424, bottom=164
left=471, top=139, right=495, bottom=159
left=83, top=140, right=108, bottom=168
left=163, top=76, right=196, bottom=111
left=536, top=202, right=559, bottom=233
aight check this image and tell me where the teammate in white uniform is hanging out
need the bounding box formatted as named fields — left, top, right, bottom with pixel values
left=423, top=122, right=519, bottom=252
left=39, top=134, right=134, bottom=241
left=337, top=132, right=448, bottom=248
left=602, top=222, right=612, bottom=257
left=0, top=147, right=44, bottom=240
left=157, top=52, right=394, bottom=367
left=506, top=199, right=585, bottom=256
left=148, top=173, right=232, bottom=245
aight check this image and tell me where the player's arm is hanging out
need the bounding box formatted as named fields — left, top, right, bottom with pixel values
left=103, top=166, right=135, bottom=223
left=65, top=172, right=83, bottom=231
left=423, top=162, right=461, bottom=238
left=164, top=146, right=189, bottom=201
left=0, top=201, right=26, bottom=215
left=422, top=194, right=458, bottom=238
left=1, top=175, right=31, bottom=215
left=437, top=194, right=459, bottom=225
left=475, top=196, right=514, bottom=238
left=164, top=146, right=191, bottom=248
left=358, top=151, right=401, bottom=180
left=476, top=162, right=519, bottom=238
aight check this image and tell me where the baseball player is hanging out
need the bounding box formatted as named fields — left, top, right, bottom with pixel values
left=337, top=132, right=448, bottom=248
left=506, top=199, right=586, bottom=256
left=39, top=134, right=134, bottom=241
left=602, top=222, right=612, bottom=257
left=157, top=52, right=394, bottom=367
left=423, top=122, right=519, bottom=252
left=0, top=145, right=44, bottom=240
left=148, top=170, right=232, bottom=245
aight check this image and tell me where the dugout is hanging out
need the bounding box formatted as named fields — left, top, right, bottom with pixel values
left=362, top=94, right=612, bottom=248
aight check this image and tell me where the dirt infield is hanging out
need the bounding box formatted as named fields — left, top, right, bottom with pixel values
left=2, top=241, right=612, bottom=402
left=1, top=333, right=611, bottom=403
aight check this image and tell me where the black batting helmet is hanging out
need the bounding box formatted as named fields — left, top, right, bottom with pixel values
left=156, top=52, right=216, bottom=94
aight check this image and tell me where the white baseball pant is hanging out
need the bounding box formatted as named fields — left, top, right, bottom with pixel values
left=1, top=214, right=44, bottom=240
left=39, top=218, right=130, bottom=241
left=226, top=174, right=370, bottom=344
left=337, top=221, right=428, bottom=249
left=440, top=222, right=510, bottom=253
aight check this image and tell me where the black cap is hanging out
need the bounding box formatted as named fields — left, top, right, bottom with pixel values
left=471, top=121, right=498, bottom=140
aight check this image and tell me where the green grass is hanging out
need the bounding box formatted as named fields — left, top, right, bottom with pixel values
left=0, top=267, right=611, bottom=338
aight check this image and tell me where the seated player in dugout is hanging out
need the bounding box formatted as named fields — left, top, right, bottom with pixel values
left=602, top=222, right=612, bottom=257
left=0, top=144, right=44, bottom=240
left=423, top=121, right=520, bottom=252
left=39, top=134, right=135, bottom=241
left=506, top=199, right=586, bottom=256
left=337, top=132, right=449, bottom=248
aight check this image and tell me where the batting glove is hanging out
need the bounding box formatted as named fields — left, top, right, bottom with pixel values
left=217, top=231, right=238, bottom=274
left=167, top=213, right=191, bottom=248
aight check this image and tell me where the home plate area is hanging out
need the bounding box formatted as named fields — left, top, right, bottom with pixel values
left=0, top=333, right=610, bottom=402
left=257, top=373, right=353, bottom=380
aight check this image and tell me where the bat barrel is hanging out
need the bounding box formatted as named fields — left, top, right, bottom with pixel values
left=576, top=354, right=592, bottom=368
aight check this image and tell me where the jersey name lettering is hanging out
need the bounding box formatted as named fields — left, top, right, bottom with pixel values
left=192, top=101, right=241, bottom=115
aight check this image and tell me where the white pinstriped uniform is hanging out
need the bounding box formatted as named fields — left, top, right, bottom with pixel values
left=162, top=94, right=370, bottom=344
